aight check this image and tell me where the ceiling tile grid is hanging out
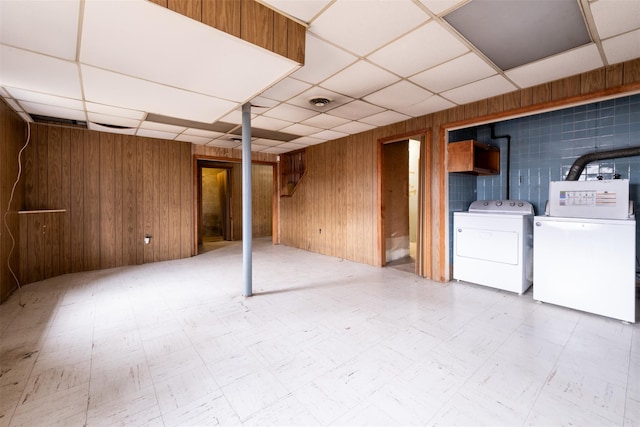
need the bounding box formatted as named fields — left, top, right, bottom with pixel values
left=1, top=0, right=639, bottom=153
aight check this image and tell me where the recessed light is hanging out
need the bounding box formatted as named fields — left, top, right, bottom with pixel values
left=309, top=97, right=331, bottom=107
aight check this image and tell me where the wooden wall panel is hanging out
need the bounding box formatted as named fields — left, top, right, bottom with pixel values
left=168, top=0, right=201, bottom=21
left=16, top=125, right=194, bottom=286
left=203, top=0, right=241, bottom=38
left=0, top=100, right=26, bottom=302
left=241, top=0, right=274, bottom=52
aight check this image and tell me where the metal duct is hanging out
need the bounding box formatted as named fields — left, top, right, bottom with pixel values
left=565, top=146, right=640, bottom=181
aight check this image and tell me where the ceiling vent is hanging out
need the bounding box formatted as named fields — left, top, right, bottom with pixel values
left=309, top=97, right=331, bottom=107
left=30, top=114, right=88, bottom=129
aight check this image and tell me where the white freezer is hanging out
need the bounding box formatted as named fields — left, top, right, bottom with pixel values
left=533, top=215, right=636, bottom=323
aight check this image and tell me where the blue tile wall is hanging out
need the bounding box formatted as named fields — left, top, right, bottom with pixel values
left=449, top=93, right=640, bottom=266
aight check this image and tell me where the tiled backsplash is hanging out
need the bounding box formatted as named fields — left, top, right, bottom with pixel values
left=448, top=93, right=640, bottom=264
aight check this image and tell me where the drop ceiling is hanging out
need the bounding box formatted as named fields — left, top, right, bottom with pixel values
left=1, top=0, right=639, bottom=154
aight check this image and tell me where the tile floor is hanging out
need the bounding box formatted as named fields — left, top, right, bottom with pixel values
left=1, top=238, right=638, bottom=426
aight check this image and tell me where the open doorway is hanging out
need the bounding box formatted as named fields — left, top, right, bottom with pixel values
left=381, top=138, right=422, bottom=274
left=197, top=163, right=232, bottom=253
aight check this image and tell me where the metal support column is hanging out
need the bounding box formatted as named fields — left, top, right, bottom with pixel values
left=242, top=102, right=253, bottom=297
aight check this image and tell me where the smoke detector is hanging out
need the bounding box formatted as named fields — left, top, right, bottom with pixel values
left=309, top=97, right=331, bottom=107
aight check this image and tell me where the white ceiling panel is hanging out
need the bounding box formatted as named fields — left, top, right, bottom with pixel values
left=251, top=143, right=270, bottom=151
left=311, top=0, right=429, bottom=56
left=250, top=96, right=280, bottom=108
left=364, top=81, right=433, bottom=110
left=21, top=101, right=86, bottom=122
left=264, top=103, right=319, bottom=122
left=332, top=121, right=376, bottom=134
left=327, top=100, right=386, bottom=121
left=291, top=34, right=357, bottom=84
left=320, top=61, right=400, bottom=99
left=260, top=77, right=312, bottom=102
left=301, top=113, right=350, bottom=129
left=183, top=128, right=225, bottom=139
left=290, top=136, right=326, bottom=146
left=505, top=44, right=603, bottom=88
left=6, top=87, right=84, bottom=111
left=87, top=112, right=140, bottom=129
left=139, top=121, right=187, bottom=133
left=136, top=128, right=178, bottom=140
left=176, top=134, right=212, bottom=145
left=441, top=74, right=516, bottom=104
left=0, top=45, right=82, bottom=99
left=219, top=109, right=255, bottom=125
left=253, top=138, right=286, bottom=147
left=280, top=123, right=323, bottom=136
left=368, top=22, right=468, bottom=77
left=85, top=102, right=146, bottom=120
left=0, top=0, right=80, bottom=61
left=261, top=146, right=291, bottom=154
left=207, top=140, right=240, bottom=149
left=418, top=0, right=467, bottom=16
left=360, top=110, right=411, bottom=126
left=602, top=29, right=640, bottom=65
left=260, top=0, right=330, bottom=23
left=395, top=95, right=456, bottom=117
left=274, top=141, right=306, bottom=151
left=81, top=65, right=238, bottom=123
left=252, top=115, right=293, bottom=131
left=80, top=0, right=298, bottom=103
left=88, top=122, right=136, bottom=135
left=410, top=52, right=497, bottom=93
left=310, top=129, right=348, bottom=140
left=590, top=0, right=640, bottom=39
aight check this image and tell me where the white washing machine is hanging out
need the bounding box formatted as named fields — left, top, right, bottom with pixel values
left=533, top=179, right=636, bottom=323
left=453, top=200, right=534, bottom=294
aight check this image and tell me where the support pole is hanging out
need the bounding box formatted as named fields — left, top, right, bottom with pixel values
left=242, top=102, right=253, bottom=297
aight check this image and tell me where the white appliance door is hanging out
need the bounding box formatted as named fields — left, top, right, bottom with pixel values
left=533, top=216, right=636, bottom=323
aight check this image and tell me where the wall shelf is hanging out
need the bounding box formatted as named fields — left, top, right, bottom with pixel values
left=447, top=140, right=500, bottom=175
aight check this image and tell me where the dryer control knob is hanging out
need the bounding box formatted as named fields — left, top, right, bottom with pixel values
left=457, top=228, right=462, bottom=232
left=496, top=201, right=503, bottom=206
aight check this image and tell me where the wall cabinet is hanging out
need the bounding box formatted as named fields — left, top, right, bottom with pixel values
left=280, top=149, right=306, bottom=196
left=447, top=140, right=500, bottom=175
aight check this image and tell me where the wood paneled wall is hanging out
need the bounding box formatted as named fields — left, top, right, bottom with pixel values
left=0, top=100, right=26, bottom=301
left=151, top=0, right=305, bottom=64
left=19, top=125, right=192, bottom=284
left=280, top=59, right=640, bottom=282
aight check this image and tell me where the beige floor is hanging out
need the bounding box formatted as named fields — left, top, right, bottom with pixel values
left=0, top=237, right=638, bottom=426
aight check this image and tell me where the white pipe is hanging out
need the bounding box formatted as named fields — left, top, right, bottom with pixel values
left=242, top=102, right=253, bottom=297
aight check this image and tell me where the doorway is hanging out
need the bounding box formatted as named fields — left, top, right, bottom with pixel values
left=197, top=163, right=232, bottom=252
left=380, top=137, right=422, bottom=274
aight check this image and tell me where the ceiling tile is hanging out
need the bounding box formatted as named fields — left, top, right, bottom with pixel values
left=176, top=134, right=212, bottom=145
left=251, top=143, right=270, bottom=151
left=310, top=0, right=429, bottom=56
left=410, top=52, right=496, bottom=93
left=395, top=95, right=456, bottom=117
left=80, top=0, right=298, bottom=103
left=139, top=121, right=187, bottom=133
left=250, top=96, right=280, bottom=108
left=87, top=112, right=140, bottom=129
left=280, top=123, right=323, bottom=136
left=363, top=81, right=433, bottom=110
left=21, top=101, right=86, bottom=122
left=332, top=121, right=376, bottom=134
left=89, top=122, right=136, bottom=135
left=310, top=129, right=348, bottom=140
left=301, top=113, right=350, bottom=129
left=291, top=34, right=357, bottom=84
left=290, top=136, right=326, bottom=147
left=81, top=65, right=238, bottom=123
left=602, top=29, right=640, bottom=65
left=136, top=129, right=178, bottom=140
left=417, top=0, right=466, bottom=15
left=6, top=87, right=84, bottom=111
left=219, top=110, right=255, bottom=125
left=259, top=77, right=312, bottom=102
left=85, top=102, right=146, bottom=120
left=0, top=0, right=80, bottom=60
left=441, top=74, right=516, bottom=104
left=505, top=44, right=603, bottom=88
left=273, top=141, right=306, bottom=151
left=183, top=128, right=226, bottom=138
left=327, top=100, right=386, bottom=121
left=261, top=146, right=292, bottom=154
left=207, top=140, right=240, bottom=149
left=252, top=115, right=293, bottom=131
left=0, top=45, right=82, bottom=99
left=360, top=110, right=411, bottom=126
left=264, top=103, right=319, bottom=122
left=320, top=61, right=400, bottom=99
left=253, top=138, right=285, bottom=147
left=260, top=0, right=330, bottom=23
left=368, top=21, right=468, bottom=77
left=590, top=0, right=640, bottom=39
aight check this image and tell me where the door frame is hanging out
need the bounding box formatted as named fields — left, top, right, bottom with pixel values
left=192, top=155, right=278, bottom=256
